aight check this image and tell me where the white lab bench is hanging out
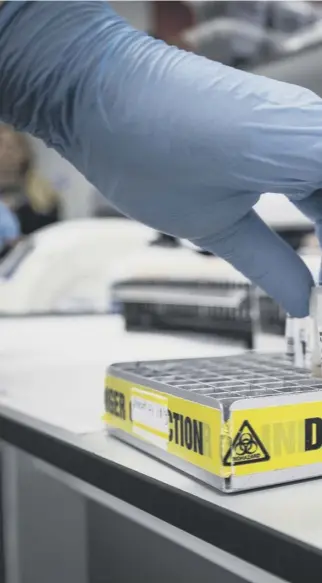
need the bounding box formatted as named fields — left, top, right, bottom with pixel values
left=0, top=315, right=314, bottom=583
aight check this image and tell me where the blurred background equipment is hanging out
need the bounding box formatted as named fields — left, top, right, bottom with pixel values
left=250, top=19, right=322, bottom=94
left=111, top=229, right=320, bottom=347
left=0, top=218, right=153, bottom=316
left=179, top=17, right=283, bottom=67
left=111, top=239, right=255, bottom=348
left=151, top=1, right=322, bottom=67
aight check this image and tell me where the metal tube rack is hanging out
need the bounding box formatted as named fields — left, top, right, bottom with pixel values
left=105, top=352, right=322, bottom=492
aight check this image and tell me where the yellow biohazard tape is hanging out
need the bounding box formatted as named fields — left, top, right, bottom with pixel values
left=104, top=375, right=322, bottom=479
left=228, top=401, right=322, bottom=477
left=104, top=376, right=222, bottom=476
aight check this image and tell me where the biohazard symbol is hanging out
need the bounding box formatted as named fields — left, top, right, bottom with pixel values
left=223, top=420, right=270, bottom=466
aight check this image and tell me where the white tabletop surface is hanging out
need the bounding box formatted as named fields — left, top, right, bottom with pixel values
left=0, top=314, right=282, bottom=431
left=0, top=314, right=250, bottom=431
left=2, top=314, right=319, bottom=551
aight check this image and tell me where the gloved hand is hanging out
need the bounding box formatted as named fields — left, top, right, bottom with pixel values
left=0, top=1, right=322, bottom=317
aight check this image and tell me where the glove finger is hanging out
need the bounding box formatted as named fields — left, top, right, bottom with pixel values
left=292, top=190, right=322, bottom=283
left=194, top=210, right=313, bottom=317
left=292, top=189, right=322, bottom=225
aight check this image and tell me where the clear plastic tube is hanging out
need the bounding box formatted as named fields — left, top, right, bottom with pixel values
left=285, top=287, right=322, bottom=377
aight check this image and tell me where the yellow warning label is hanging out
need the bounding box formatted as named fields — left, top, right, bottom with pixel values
left=223, top=420, right=270, bottom=466
left=104, top=376, right=222, bottom=475
left=229, top=398, right=322, bottom=477
left=104, top=375, right=322, bottom=481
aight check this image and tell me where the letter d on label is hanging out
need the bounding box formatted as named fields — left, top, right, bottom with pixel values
left=168, top=409, right=173, bottom=442
left=305, top=418, right=322, bottom=451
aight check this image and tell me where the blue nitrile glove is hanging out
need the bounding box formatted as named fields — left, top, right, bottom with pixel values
left=1, top=2, right=322, bottom=317
left=0, top=201, right=20, bottom=250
